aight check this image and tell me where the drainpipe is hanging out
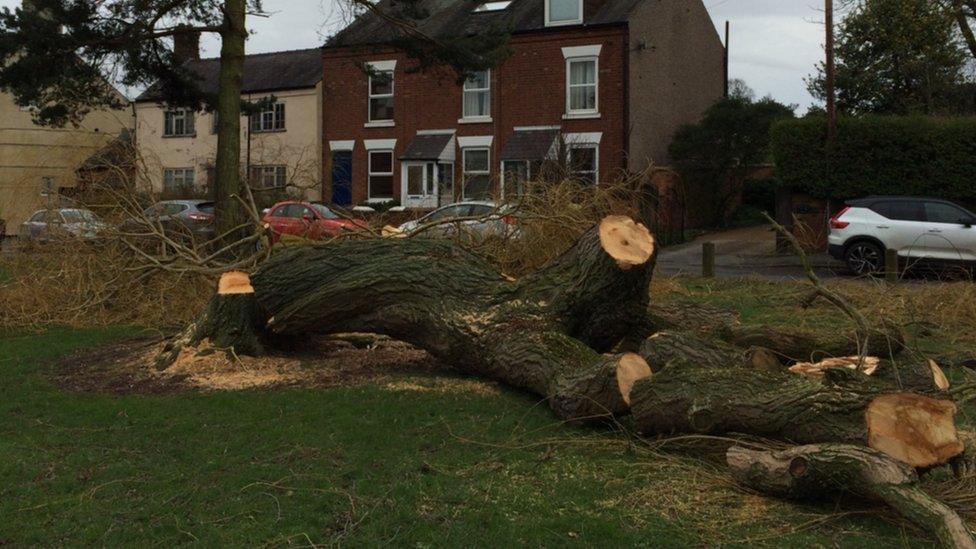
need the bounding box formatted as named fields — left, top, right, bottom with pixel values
left=246, top=93, right=252, bottom=191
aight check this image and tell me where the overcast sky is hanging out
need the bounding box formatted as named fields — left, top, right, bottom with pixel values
left=0, top=0, right=829, bottom=110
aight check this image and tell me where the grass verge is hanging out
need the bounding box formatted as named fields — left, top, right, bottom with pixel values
left=0, top=324, right=953, bottom=546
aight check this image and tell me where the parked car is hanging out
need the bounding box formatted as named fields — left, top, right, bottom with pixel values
left=19, top=208, right=109, bottom=242
left=121, top=200, right=216, bottom=243
left=261, top=201, right=368, bottom=243
left=828, top=196, right=976, bottom=275
left=397, top=201, right=517, bottom=238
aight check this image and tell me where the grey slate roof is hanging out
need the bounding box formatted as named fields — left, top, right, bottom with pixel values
left=327, top=0, right=642, bottom=48
left=500, top=128, right=559, bottom=160
left=400, top=133, right=455, bottom=160
left=135, top=48, right=323, bottom=103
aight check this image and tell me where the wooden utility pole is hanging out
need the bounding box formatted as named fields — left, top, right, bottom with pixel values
left=825, top=0, right=837, bottom=140
left=724, top=21, right=730, bottom=98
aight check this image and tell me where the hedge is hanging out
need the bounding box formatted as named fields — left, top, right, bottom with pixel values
left=771, top=116, right=976, bottom=203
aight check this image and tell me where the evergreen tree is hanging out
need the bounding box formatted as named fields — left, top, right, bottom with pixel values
left=0, top=0, right=512, bottom=251
left=0, top=0, right=261, bottom=248
left=669, top=95, right=795, bottom=227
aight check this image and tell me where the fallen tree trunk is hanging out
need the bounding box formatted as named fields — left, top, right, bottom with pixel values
left=630, top=366, right=965, bottom=468
left=719, top=323, right=907, bottom=363
left=158, top=216, right=656, bottom=422
left=727, top=444, right=976, bottom=549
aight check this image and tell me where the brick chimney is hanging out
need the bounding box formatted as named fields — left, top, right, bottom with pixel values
left=173, top=27, right=201, bottom=63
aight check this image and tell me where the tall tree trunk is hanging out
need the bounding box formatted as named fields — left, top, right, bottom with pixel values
left=214, top=0, right=248, bottom=251
left=954, top=0, right=976, bottom=60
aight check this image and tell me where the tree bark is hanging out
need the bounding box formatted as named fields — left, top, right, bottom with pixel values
left=630, top=366, right=965, bottom=467
left=155, top=271, right=264, bottom=369
left=719, top=322, right=906, bottom=362
left=158, top=217, right=657, bottom=422
left=638, top=330, right=746, bottom=370
left=727, top=444, right=976, bottom=549
left=214, top=0, right=249, bottom=250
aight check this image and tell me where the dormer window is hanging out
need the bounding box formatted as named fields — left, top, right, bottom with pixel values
left=546, top=0, right=582, bottom=26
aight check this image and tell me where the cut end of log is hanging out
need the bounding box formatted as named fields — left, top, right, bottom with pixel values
left=598, top=216, right=655, bottom=270
left=867, top=393, right=965, bottom=468
left=382, top=225, right=407, bottom=238
left=617, top=353, right=652, bottom=406
left=218, top=271, right=254, bottom=295
left=928, top=359, right=951, bottom=391
left=788, top=356, right=880, bottom=379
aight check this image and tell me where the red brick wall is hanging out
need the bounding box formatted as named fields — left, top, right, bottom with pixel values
left=322, top=25, right=629, bottom=206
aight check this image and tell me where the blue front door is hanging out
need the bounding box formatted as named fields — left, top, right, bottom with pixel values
left=331, top=151, right=352, bottom=206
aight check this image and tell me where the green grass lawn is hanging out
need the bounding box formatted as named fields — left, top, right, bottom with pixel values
left=0, top=327, right=950, bottom=547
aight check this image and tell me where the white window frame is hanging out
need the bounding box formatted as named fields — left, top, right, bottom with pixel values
left=501, top=159, right=531, bottom=199
left=565, top=56, right=599, bottom=118
left=368, top=149, right=395, bottom=201
left=162, top=168, right=195, bottom=191
left=250, top=165, right=287, bottom=188
left=461, top=147, right=491, bottom=200
left=367, top=63, right=396, bottom=126
left=163, top=109, right=195, bottom=137
left=251, top=102, right=286, bottom=132
left=567, top=143, right=599, bottom=185
left=545, top=0, right=583, bottom=27
left=461, top=70, right=491, bottom=122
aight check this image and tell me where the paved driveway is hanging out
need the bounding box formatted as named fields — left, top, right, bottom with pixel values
left=657, top=225, right=843, bottom=280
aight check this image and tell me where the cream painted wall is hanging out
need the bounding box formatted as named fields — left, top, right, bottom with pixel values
left=0, top=91, right=133, bottom=230
left=134, top=83, right=323, bottom=201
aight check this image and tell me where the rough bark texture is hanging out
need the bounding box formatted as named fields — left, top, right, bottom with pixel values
left=214, top=0, right=249, bottom=247
left=155, top=272, right=264, bottom=369
left=638, top=330, right=745, bottom=370
left=630, top=365, right=964, bottom=467
left=719, top=323, right=906, bottom=363
left=159, top=219, right=656, bottom=422
left=728, top=444, right=976, bottom=549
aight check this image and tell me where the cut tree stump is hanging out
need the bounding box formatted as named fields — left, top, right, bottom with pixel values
left=727, top=444, right=976, bottom=549
left=155, top=271, right=264, bottom=370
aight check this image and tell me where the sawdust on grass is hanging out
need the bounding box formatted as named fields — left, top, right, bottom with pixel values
left=155, top=339, right=308, bottom=391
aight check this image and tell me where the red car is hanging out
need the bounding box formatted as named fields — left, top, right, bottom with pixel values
left=261, top=201, right=368, bottom=243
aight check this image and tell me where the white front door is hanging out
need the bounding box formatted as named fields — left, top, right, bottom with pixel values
left=401, top=162, right=438, bottom=209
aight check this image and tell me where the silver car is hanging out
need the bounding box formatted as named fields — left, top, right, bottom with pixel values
left=19, top=208, right=109, bottom=242
left=398, top=201, right=517, bottom=238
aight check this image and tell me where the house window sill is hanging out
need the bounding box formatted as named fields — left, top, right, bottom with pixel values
left=458, top=117, right=492, bottom=124
left=162, top=133, right=197, bottom=139
left=365, top=120, right=395, bottom=128
left=546, top=19, right=582, bottom=27
left=563, top=113, right=601, bottom=120
left=251, top=128, right=287, bottom=134
left=366, top=197, right=395, bottom=203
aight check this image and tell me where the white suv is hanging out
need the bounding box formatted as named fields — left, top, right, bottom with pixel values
left=828, top=197, right=976, bottom=275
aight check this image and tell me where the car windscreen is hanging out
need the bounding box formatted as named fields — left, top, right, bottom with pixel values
left=425, top=205, right=466, bottom=222
left=196, top=202, right=216, bottom=214
left=61, top=210, right=96, bottom=223
left=311, top=204, right=339, bottom=219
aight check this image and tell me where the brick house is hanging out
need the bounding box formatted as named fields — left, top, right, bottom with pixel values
left=321, top=0, right=725, bottom=209
left=134, top=42, right=324, bottom=202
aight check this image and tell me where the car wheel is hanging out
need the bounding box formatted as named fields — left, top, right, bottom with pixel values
left=845, top=241, right=884, bottom=275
